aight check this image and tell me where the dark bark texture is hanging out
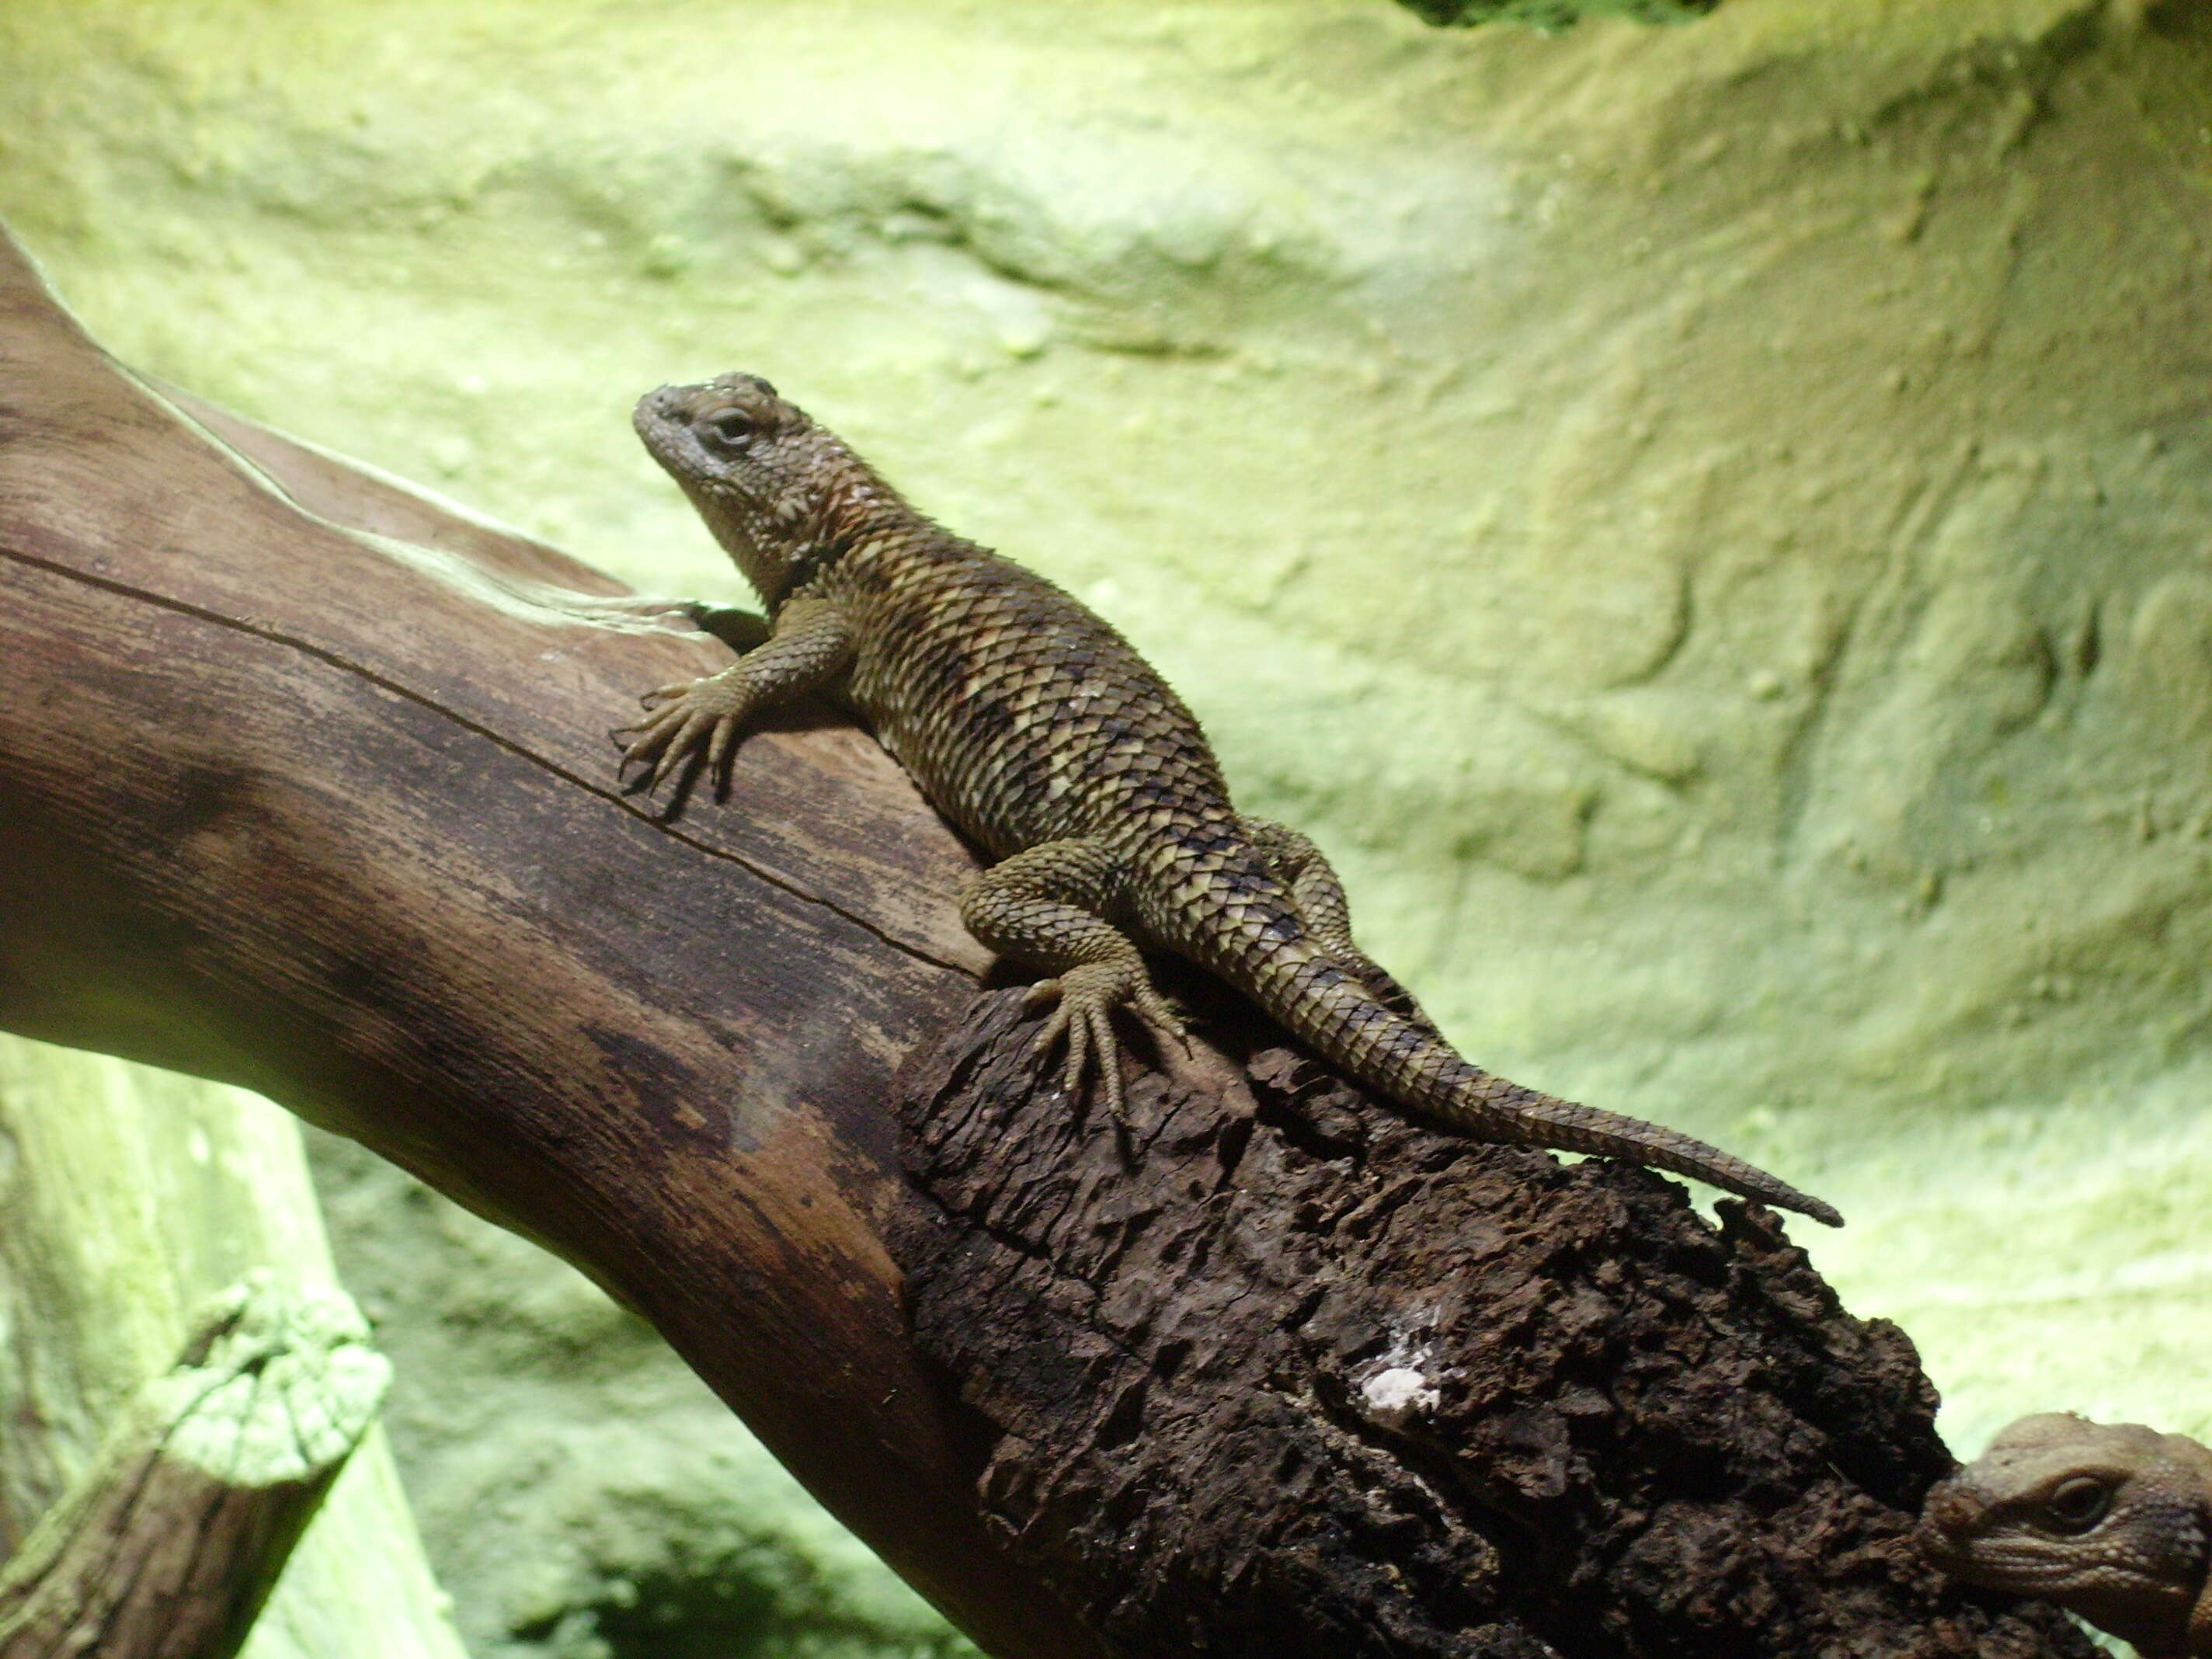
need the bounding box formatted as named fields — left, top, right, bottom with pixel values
left=896, top=990, right=2099, bottom=1659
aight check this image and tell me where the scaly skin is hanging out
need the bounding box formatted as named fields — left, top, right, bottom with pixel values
left=619, top=373, right=1842, bottom=1229
left=1919, top=1414, right=2212, bottom=1657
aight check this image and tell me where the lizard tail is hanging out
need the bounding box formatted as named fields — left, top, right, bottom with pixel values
left=1227, top=950, right=1843, bottom=1228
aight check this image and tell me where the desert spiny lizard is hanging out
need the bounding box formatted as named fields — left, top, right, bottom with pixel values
left=618, top=373, right=1841, bottom=1229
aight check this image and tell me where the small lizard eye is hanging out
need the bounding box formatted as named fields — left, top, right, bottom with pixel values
left=698, top=407, right=757, bottom=452
left=2040, top=1476, right=2110, bottom=1532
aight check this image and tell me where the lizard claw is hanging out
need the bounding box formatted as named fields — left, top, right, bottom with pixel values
left=617, top=673, right=752, bottom=793
left=634, top=680, right=701, bottom=715
left=1023, top=961, right=1188, bottom=1124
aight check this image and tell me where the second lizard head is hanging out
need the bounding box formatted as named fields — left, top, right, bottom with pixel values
left=634, top=372, right=893, bottom=608
left=1918, top=1411, right=2212, bottom=1657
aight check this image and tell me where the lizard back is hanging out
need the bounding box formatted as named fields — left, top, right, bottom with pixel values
left=829, top=523, right=1242, bottom=867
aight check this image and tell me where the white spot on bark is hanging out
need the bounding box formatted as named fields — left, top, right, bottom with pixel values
left=1362, top=1365, right=1440, bottom=1424
left=1357, top=1323, right=1449, bottom=1429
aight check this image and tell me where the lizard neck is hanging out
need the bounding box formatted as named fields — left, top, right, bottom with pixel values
left=758, top=481, right=929, bottom=612
left=2179, top=1438, right=2212, bottom=1657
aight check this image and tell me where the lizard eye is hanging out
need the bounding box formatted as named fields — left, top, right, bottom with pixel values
left=698, top=407, right=758, bottom=452
left=2040, top=1476, right=2110, bottom=1532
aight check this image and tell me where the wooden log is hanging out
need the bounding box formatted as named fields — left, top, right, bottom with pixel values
left=0, top=1276, right=388, bottom=1659
left=0, top=223, right=1099, bottom=1659
left=896, top=995, right=2102, bottom=1657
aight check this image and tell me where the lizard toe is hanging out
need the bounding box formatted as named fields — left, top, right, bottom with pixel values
left=1028, top=992, right=1075, bottom=1073
left=1129, top=983, right=1192, bottom=1056
left=1021, top=960, right=1163, bottom=1121
left=647, top=712, right=713, bottom=788
left=1084, top=1000, right=1127, bottom=1125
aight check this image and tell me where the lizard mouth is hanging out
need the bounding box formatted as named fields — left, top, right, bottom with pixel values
left=1912, top=1522, right=1974, bottom=1573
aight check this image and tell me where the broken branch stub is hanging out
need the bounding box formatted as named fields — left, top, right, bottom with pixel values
left=893, top=989, right=2099, bottom=1659
left=0, top=1276, right=387, bottom=1659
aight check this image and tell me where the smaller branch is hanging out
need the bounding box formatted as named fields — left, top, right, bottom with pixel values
left=0, top=1275, right=389, bottom=1659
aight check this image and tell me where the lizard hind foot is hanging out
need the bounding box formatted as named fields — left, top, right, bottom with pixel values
left=1022, top=962, right=1188, bottom=1125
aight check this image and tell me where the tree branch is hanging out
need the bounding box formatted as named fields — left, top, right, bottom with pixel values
left=0, top=224, right=1100, bottom=1659
left=0, top=223, right=2097, bottom=1659
left=0, top=1277, right=386, bottom=1659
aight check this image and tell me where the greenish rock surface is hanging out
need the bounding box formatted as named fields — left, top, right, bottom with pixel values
left=3, top=0, right=2210, bottom=1652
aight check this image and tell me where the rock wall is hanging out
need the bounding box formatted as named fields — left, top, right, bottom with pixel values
left=3, top=0, right=2207, bottom=1652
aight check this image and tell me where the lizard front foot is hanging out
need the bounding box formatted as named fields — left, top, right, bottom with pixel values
left=1023, top=961, right=1188, bottom=1125
left=617, top=668, right=754, bottom=791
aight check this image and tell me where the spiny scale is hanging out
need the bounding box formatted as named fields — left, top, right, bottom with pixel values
left=618, top=372, right=1842, bottom=1228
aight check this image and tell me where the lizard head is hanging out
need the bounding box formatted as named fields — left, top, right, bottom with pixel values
left=633, top=373, right=891, bottom=608
left=1917, top=1412, right=2212, bottom=1657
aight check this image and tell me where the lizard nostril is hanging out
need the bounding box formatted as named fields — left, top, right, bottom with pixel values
left=1921, top=1484, right=1981, bottom=1540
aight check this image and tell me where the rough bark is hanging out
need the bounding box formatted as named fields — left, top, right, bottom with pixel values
left=0, top=1277, right=386, bottom=1659
left=895, top=991, right=2100, bottom=1659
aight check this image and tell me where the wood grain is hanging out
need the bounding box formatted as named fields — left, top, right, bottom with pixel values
left=0, top=225, right=1100, bottom=1659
